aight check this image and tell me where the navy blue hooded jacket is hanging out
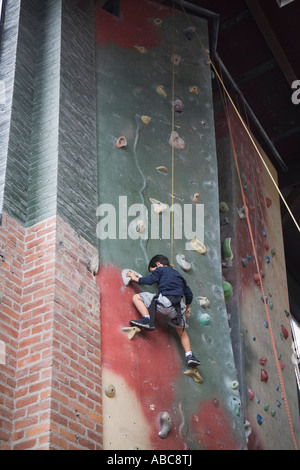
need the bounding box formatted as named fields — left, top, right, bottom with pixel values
left=138, top=266, right=193, bottom=305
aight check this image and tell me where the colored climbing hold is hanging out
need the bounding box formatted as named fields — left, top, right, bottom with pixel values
left=156, top=165, right=168, bottom=174
left=158, top=412, right=172, bottom=439
left=266, top=197, right=272, bottom=208
left=105, top=384, right=116, bottom=398
left=198, top=296, right=210, bottom=308
left=193, top=193, right=200, bottom=203
left=122, top=326, right=141, bottom=340
left=182, top=25, right=196, bottom=40
left=219, top=202, right=229, bottom=213
left=141, top=115, right=151, bottom=125
left=263, top=404, right=269, bottom=412
left=237, top=206, right=246, bottom=219
left=189, top=237, right=206, bottom=255
left=173, top=99, right=184, bottom=113
left=189, top=85, right=198, bottom=94
left=257, top=414, right=263, bottom=425
left=266, top=256, right=270, bottom=264
left=223, top=280, right=233, bottom=301
left=199, top=313, right=210, bottom=325
left=230, top=380, right=239, bottom=390
left=259, top=357, right=267, bottom=366
left=122, top=269, right=142, bottom=286
left=231, top=396, right=241, bottom=416
left=184, top=367, right=203, bottom=383
left=270, top=409, right=276, bottom=417
left=284, top=310, right=290, bottom=318
left=176, top=254, right=191, bottom=272
left=279, top=360, right=285, bottom=370
left=264, top=320, right=269, bottom=329
left=171, top=53, right=181, bottom=66
left=223, top=237, right=233, bottom=261
left=247, top=389, right=255, bottom=400
left=276, top=400, right=281, bottom=408
left=116, top=136, right=127, bottom=148
left=281, top=325, right=289, bottom=339
left=134, top=45, right=147, bottom=54
left=149, top=198, right=168, bottom=214
left=156, top=85, right=167, bottom=98
left=260, top=369, right=268, bottom=382
left=241, top=258, right=248, bottom=267
left=169, top=131, right=185, bottom=150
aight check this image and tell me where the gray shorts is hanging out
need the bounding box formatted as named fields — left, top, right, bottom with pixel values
left=139, top=292, right=188, bottom=329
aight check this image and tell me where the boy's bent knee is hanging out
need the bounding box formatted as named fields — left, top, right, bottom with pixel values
left=133, top=293, right=141, bottom=303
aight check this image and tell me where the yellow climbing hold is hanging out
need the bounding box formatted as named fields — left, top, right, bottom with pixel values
left=156, top=85, right=167, bottom=98
left=141, top=115, right=151, bottom=125
left=189, top=85, right=199, bottom=94
left=134, top=45, right=147, bottom=54
left=122, top=326, right=141, bottom=340
left=184, top=368, right=203, bottom=383
left=189, top=237, right=207, bottom=255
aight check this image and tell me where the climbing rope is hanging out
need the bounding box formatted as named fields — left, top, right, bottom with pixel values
left=179, top=0, right=300, bottom=236
left=238, top=95, right=300, bottom=386
left=170, top=3, right=176, bottom=267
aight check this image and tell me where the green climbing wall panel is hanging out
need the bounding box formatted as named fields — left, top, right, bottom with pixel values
left=95, top=0, right=246, bottom=450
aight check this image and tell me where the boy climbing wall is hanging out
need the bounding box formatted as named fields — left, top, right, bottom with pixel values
left=126, top=254, right=201, bottom=369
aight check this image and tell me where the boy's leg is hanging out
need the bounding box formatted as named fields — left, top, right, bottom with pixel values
left=176, top=328, right=201, bottom=367
left=130, top=294, right=154, bottom=330
left=132, top=293, right=150, bottom=317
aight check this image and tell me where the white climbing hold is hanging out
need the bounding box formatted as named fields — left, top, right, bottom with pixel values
left=176, top=254, right=191, bottom=272
left=158, top=412, right=172, bottom=439
left=121, top=269, right=142, bottom=286
left=198, top=296, right=210, bottom=308
left=169, top=131, right=185, bottom=150
left=149, top=198, right=169, bottom=214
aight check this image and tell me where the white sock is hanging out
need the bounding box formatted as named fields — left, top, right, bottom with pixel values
left=185, top=351, right=192, bottom=357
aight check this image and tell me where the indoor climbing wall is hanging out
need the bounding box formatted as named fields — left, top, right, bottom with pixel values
left=216, top=98, right=300, bottom=450
left=95, top=0, right=246, bottom=450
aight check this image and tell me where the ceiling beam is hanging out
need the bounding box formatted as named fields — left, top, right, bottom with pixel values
left=245, top=0, right=297, bottom=85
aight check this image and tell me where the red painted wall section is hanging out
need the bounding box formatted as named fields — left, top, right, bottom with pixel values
left=97, top=265, right=184, bottom=450
left=95, top=0, right=173, bottom=49
left=97, top=265, right=241, bottom=450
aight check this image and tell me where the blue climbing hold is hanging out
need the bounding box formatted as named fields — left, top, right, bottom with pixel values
left=257, top=414, right=263, bottom=425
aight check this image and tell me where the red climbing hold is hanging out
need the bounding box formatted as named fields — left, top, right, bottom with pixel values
left=279, top=360, right=285, bottom=370
left=281, top=325, right=289, bottom=339
left=259, top=357, right=267, bottom=366
left=261, top=369, right=268, bottom=382
left=247, top=388, right=255, bottom=400
left=266, top=197, right=272, bottom=208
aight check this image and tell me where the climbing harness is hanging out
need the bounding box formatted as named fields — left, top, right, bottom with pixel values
left=149, top=293, right=184, bottom=329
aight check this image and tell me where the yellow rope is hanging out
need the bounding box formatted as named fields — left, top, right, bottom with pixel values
left=170, top=3, right=176, bottom=266
left=179, top=0, right=300, bottom=234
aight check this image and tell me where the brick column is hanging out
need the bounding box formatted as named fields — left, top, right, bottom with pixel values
left=0, top=213, right=101, bottom=449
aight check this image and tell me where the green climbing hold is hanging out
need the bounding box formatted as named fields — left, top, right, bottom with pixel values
left=270, top=409, right=276, bottom=417
left=223, top=280, right=233, bottom=301
left=199, top=313, right=210, bottom=325
left=223, top=237, right=233, bottom=261
left=263, top=404, right=269, bottom=412
left=219, top=202, right=229, bottom=213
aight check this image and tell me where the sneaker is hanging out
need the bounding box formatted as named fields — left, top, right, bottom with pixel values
left=130, top=317, right=154, bottom=330
left=186, top=353, right=201, bottom=367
